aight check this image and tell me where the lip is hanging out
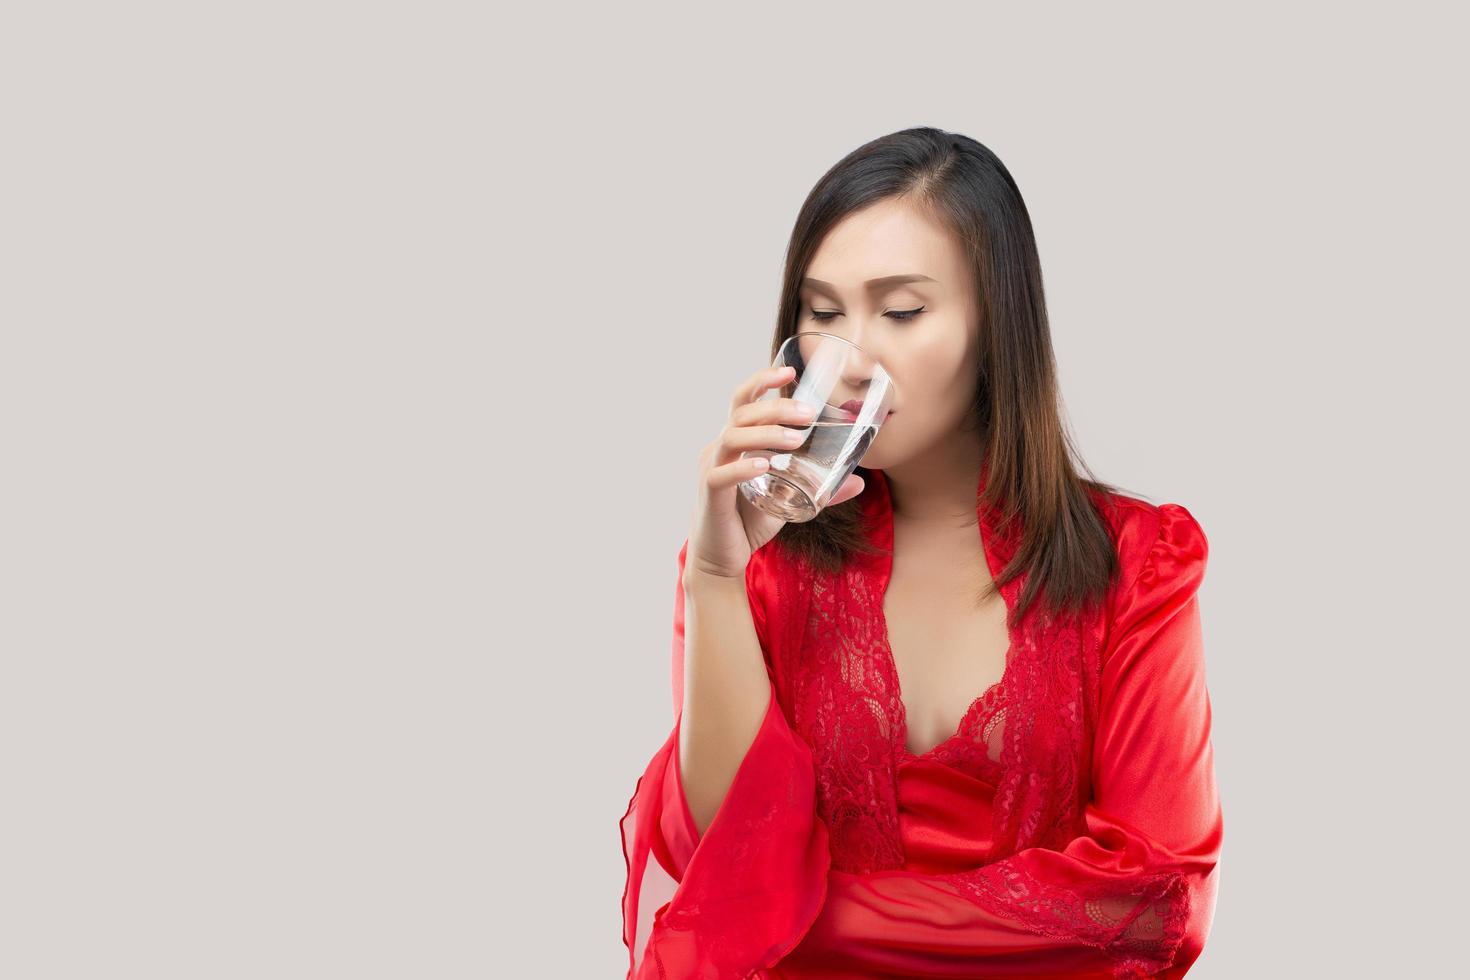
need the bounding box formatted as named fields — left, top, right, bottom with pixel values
left=836, top=399, right=892, bottom=421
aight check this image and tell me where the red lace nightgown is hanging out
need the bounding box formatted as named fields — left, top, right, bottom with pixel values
left=620, top=460, right=1221, bottom=979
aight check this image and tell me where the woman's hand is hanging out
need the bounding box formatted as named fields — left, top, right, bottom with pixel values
left=686, top=364, right=865, bottom=581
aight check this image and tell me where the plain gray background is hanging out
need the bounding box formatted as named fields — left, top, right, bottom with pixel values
left=3, top=3, right=1464, bottom=977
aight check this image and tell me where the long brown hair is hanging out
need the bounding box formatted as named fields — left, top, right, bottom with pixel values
left=771, top=127, right=1140, bottom=623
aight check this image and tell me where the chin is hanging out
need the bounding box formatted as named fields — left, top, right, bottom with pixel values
left=859, top=427, right=902, bottom=472
left=858, top=448, right=889, bottom=471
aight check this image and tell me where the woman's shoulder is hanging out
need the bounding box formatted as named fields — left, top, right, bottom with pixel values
left=1089, top=486, right=1210, bottom=604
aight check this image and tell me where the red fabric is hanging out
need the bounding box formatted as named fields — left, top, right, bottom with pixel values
left=620, top=461, right=1221, bottom=978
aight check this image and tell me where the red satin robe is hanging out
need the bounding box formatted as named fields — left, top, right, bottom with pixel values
left=620, top=461, right=1221, bottom=979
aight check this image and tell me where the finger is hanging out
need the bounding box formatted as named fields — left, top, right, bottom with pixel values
left=730, top=364, right=795, bottom=415
left=716, top=423, right=806, bottom=463
left=706, top=454, right=771, bottom=491
left=731, top=394, right=816, bottom=428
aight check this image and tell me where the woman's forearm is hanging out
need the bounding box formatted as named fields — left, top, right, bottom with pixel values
left=677, top=567, right=775, bottom=837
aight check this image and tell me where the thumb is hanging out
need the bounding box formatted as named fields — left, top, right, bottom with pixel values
left=831, top=473, right=865, bottom=507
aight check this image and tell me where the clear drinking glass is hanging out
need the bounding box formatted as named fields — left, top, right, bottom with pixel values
left=738, top=331, right=897, bottom=523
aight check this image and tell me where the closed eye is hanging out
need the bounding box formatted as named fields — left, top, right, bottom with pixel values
left=808, top=306, right=925, bottom=323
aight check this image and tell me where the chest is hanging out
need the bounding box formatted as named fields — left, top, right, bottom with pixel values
left=882, top=527, right=1011, bottom=758
left=777, top=524, right=1106, bottom=872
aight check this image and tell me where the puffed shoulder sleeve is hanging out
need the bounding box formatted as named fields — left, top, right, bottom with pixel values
left=619, top=538, right=830, bottom=980
left=1082, top=501, right=1220, bottom=975
left=785, top=503, right=1221, bottom=979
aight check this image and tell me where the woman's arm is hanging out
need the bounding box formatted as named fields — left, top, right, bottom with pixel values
left=620, top=539, right=831, bottom=980
left=678, top=558, right=780, bottom=837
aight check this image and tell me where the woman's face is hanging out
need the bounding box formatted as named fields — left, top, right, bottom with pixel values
left=796, top=195, right=981, bottom=470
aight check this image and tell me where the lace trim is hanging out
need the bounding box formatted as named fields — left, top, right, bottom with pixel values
left=945, top=860, right=1192, bottom=978
left=786, top=563, right=906, bottom=872
left=989, top=603, right=1103, bottom=858
left=923, top=695, right=1008, bottom=778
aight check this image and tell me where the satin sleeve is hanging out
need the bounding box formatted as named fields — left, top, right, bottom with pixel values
left=784, top=503, right=1221, bottom=979
left=620, top=538, right=831, bottom=980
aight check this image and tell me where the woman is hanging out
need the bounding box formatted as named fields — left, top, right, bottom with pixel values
left=620, top=128, right=1221, bottom=979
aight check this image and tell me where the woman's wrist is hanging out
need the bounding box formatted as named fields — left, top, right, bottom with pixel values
left=682, top=564, right=749, bottom=597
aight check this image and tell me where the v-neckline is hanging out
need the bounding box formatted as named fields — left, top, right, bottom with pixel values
left=866, top=465, right=1019, bottom=761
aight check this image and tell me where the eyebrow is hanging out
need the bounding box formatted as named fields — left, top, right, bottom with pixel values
left=801, top=273, right=937, bottom=295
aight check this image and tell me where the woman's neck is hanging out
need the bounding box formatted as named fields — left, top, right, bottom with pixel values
left=882, top=429, right=986, bottom=528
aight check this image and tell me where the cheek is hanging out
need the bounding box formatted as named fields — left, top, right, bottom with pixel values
left=890, top=338, right=972, bottom=413
left=867, top=335, right=974, bottom=454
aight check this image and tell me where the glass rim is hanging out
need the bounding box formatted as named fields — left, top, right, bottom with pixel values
left=778, top=330, right=895, bottom=385
left=783, top=329, right=866, bottom=351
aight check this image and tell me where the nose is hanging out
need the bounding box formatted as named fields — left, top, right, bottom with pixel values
left=808, top=316, right=882, bottom=365
left=841, top=346, right=881, bottom=390
left=796, top=318, right=892, bottom=408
